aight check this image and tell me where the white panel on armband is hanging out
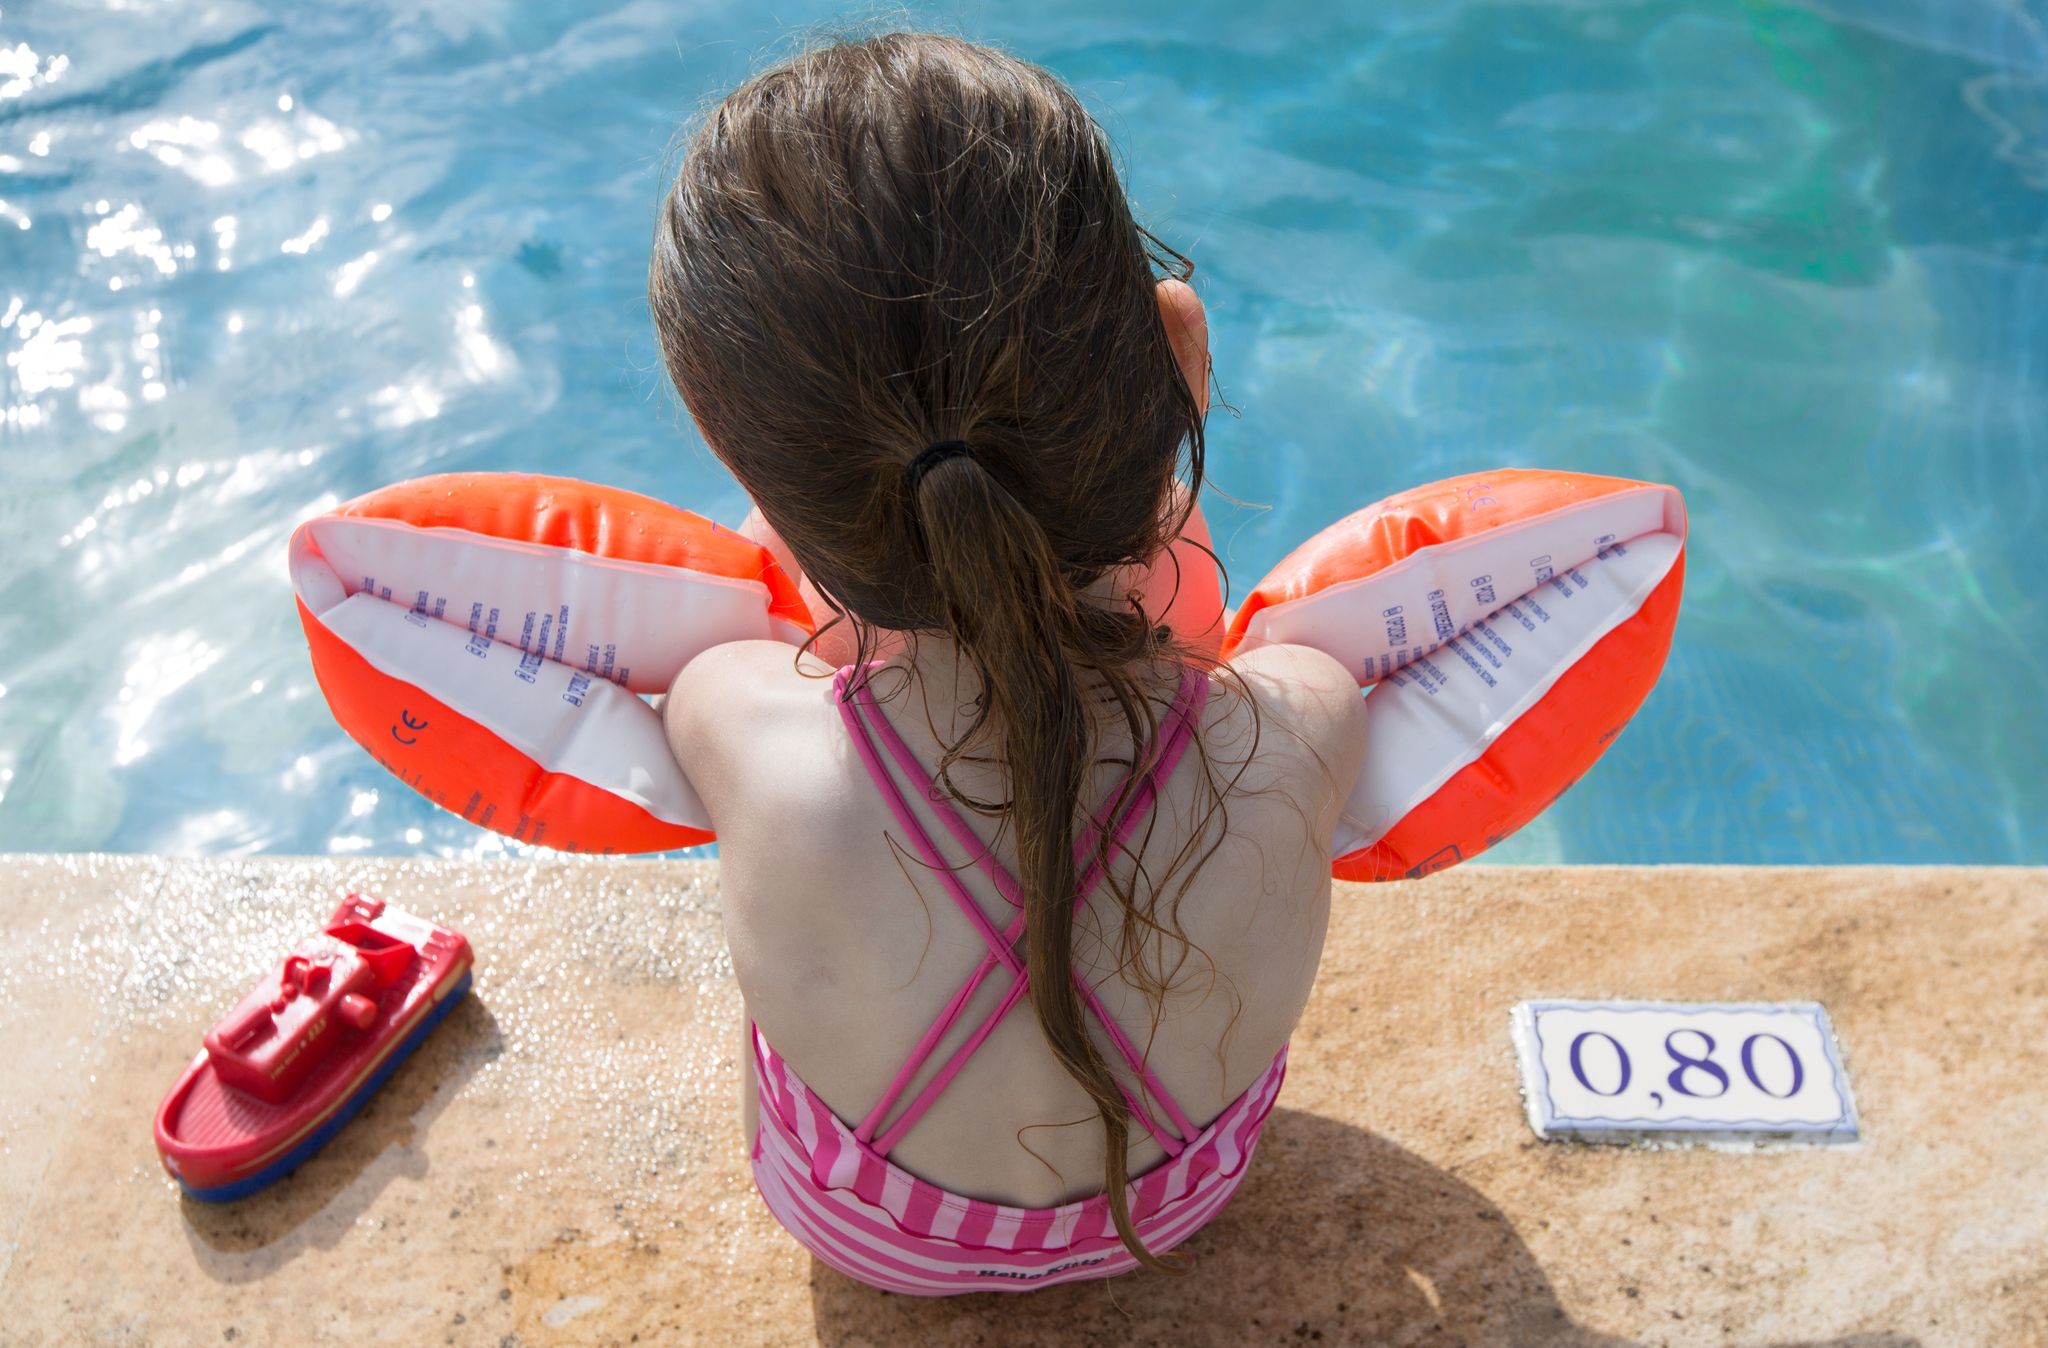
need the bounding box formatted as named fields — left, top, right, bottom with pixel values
left=1239, top=487, right=1677, bottom=683
left=1332, top=531, right=1682, bottom=855
left=306, top=516, right=806, bottom=694
left=318, top=590, right=708, bottom=828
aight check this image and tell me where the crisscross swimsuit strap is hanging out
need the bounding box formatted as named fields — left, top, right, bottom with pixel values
left=833, top=662, right=1212, bottom=1159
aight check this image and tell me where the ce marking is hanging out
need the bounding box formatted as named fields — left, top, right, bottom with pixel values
left=391, top=709, right=429, bottom=745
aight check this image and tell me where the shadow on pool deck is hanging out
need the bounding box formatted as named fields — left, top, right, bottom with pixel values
left=0, top=858, right=2038, bottom=1345
left=801, top=1111, right=1926, bottom=1348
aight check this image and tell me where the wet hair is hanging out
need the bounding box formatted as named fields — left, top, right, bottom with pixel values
left=651, top=32, right=1222, bottom=1271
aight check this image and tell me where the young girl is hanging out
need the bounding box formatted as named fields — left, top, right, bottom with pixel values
left=650, top=33, right=1368, bottom=1294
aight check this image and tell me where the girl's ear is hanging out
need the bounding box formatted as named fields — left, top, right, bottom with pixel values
left=1155, top=277, right=1210, bottom=416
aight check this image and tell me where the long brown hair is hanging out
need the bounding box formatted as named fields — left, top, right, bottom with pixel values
left=651, top=32, right=1222, bottom=1270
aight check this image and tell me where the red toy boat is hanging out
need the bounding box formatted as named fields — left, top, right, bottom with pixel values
left=154, top=893, right=472, bottom=1201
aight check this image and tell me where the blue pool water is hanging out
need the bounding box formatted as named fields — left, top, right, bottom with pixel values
left=2, top=1, right=2043, bottom=864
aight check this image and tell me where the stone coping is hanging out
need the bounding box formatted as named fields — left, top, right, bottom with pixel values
left=0, top=858, right=2041, bottom=1345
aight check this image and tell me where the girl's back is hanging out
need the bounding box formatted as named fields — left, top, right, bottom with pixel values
left=669, top=636, right=1364, bottom=1210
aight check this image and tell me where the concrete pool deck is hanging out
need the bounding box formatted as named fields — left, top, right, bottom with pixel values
left=0, top=859, right=2041, bottom=1346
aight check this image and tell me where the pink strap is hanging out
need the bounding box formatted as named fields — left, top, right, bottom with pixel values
left=840, top=669, right=1186, bottom=1152
left=834, top=664, right=1210, bottom=1157
left=859, top=676, right=1206, bottom=1155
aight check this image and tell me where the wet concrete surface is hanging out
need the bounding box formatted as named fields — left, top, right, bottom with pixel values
left=0, top=858, right=2041, bottom=1346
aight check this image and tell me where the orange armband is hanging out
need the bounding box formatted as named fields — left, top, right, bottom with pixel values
left=291, top=473, right=810, bottom=853
left=1223, top=469, right=1686, bottom=881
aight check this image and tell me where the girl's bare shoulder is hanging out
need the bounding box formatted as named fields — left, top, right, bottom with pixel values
left=1211, top=642, right=1369, bottom=803
left=662, top=640, right=842, bottom=819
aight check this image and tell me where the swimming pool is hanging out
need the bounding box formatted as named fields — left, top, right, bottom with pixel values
left=2, top=0, right=2042, bottom=863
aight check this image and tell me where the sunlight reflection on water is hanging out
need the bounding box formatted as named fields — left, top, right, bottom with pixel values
left=0, top=0, right=2042, bottom=862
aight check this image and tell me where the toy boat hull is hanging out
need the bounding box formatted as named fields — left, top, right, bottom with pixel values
left=154, top=898, right=472, bottom=1201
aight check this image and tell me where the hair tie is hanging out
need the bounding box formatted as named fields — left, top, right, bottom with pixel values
left=904, top=440, right=971, bottom=491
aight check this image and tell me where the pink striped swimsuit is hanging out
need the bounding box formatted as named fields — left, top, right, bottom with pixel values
left=746, top=663, right=1289, bottom=1296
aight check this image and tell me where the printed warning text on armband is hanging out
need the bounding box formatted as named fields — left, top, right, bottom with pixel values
left=1545, top=567, right=1592, bottom=601
left=459, top=792, right=496, bottom=830
left=551, top=605, right=570, bottom=662
left=409, top=589, right=449, bottom=622
left=563, top=672, right=592, bottom=708
left=1594, top=532, right=1630, bottom=562
left=583, top=643, right=622, bottom=684
left=1530, top=554, right=1553, bottom=583
left=1367, top=651, right=1403, bottom=680
left=1385, top=655, right=1450, bottom=696
left=1447, top=634, right=1499, bottom=687
left=1473, top=619, right=1513, bottom=662
left=1383, top=605, right=1407, bottom=648
left=1465, top=631, right=1505, bottom=670
left=1428, top=589, right=1454, bottom=640
left=466, top=603, right=501, bottom=659
left=1471, top=574, right=1496, bottom=606
left=515, top=650, right=544, bottom=684
left=1502, top=601, right=1537, bottom=632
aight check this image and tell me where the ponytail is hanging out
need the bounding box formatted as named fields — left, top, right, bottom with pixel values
left=905, top=445, right=1185, bottom=1273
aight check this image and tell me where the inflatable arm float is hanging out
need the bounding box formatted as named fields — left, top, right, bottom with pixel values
left=1222, top=471, right=1684, bottom=879
left=290, top=469, right=1684, bottom=876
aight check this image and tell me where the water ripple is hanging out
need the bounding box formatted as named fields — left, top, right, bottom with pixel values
left=0, top=0, right=2041, bottom=862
